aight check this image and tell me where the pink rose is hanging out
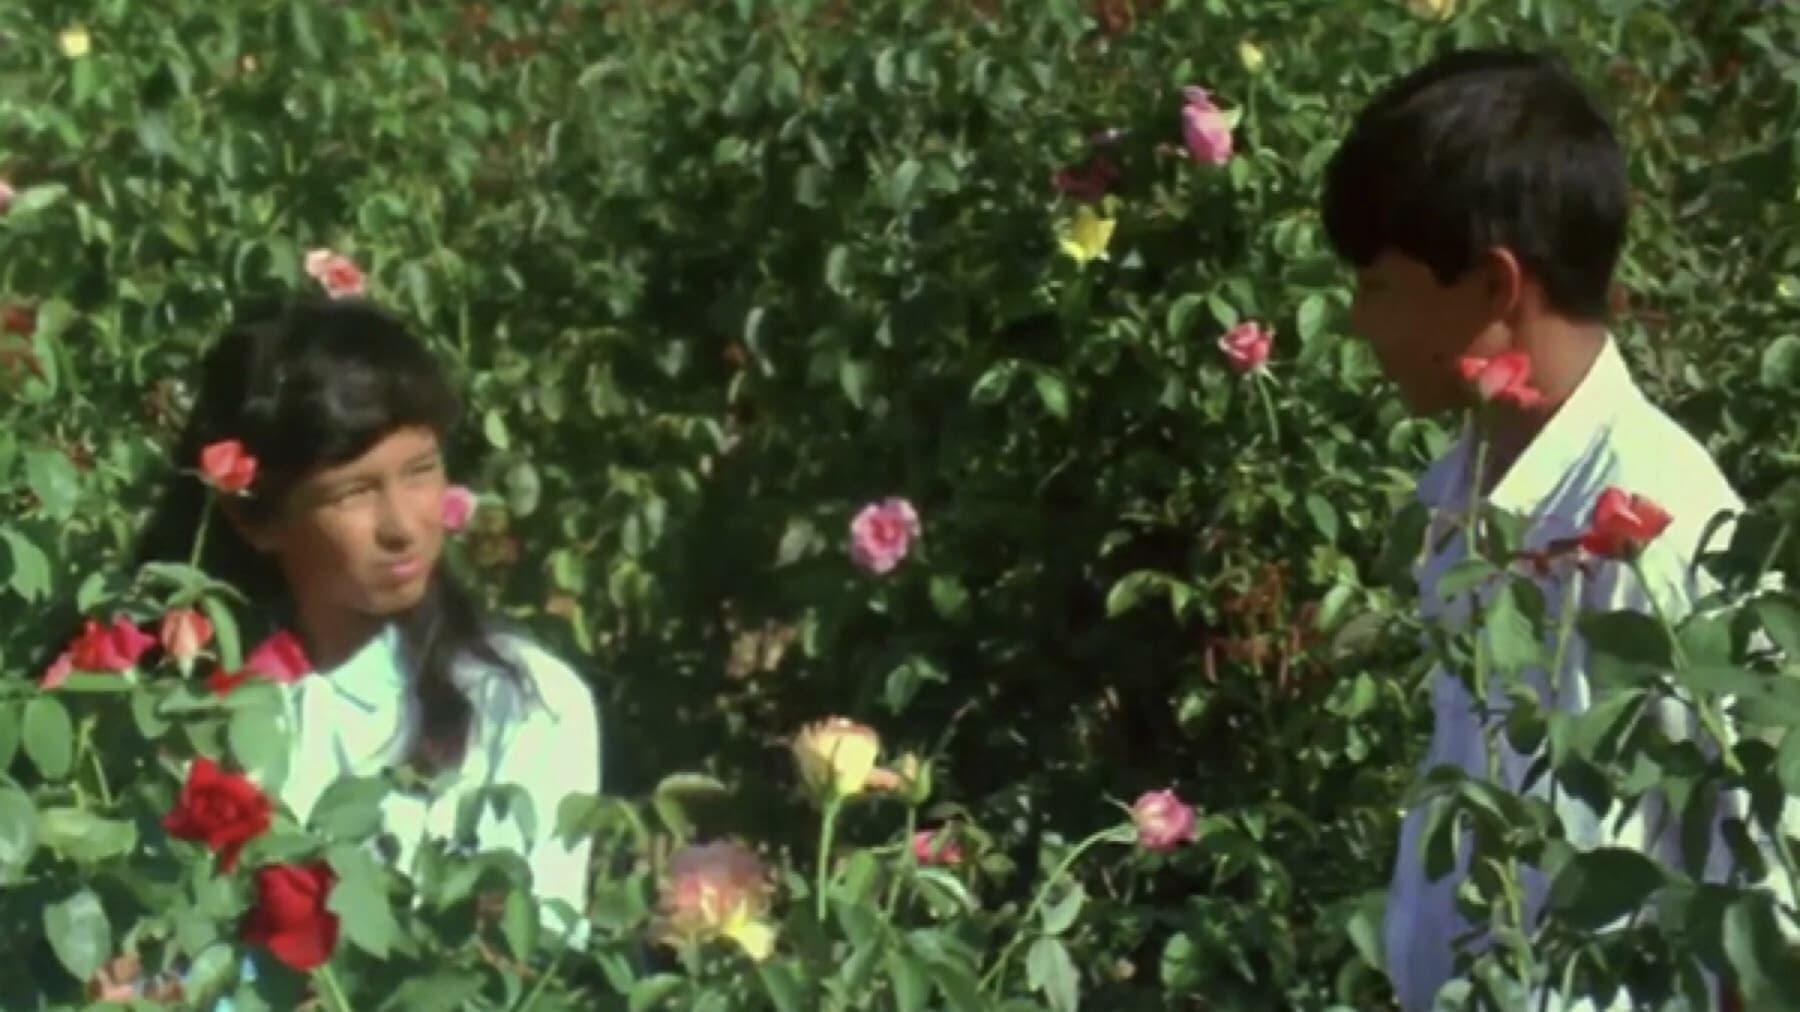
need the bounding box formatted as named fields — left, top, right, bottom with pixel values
left=304, top=249, right=366, bottom=299
left=1181, top=87, right=1234, bottom=166
left=658, top=840, right=777, bottom=960
left=441, top=485, right=478, bottom=534
left=850, top=497, right=921, bottom=576
left=43, top=617, right=157, bottom=689
left=243, top=630, right=312, bottom=684
left=1457, top=351, right=1543, bottom=409
left=911, top=828, right=964, bottom=867
left=1218, top=321, right=1273, bottom=374
left=1132, top=789, right=1197, bottom=852
left=159, top=609, right=214, bottom=671
left=0, top=180, right=14, bottom=214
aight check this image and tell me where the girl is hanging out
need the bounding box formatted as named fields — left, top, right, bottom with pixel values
left=138, top=297, right=601, bottom=936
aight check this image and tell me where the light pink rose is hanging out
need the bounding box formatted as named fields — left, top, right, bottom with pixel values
left=1218, top=321, right=1273, bottom=374
left=159, top=608, right=214, bottom=670
left=303, top=249, right=366, bottom=299
left=911, top=828, right=964, bottom=867
left=850, top=497, right=921, bottom=575
left=0, top=180, right=14, bottom=214
left=1181, top=87, right=1234, bottom=166
left=441, top=485, right=478, bottom=533
left=1132, top=789, right=1197, bottom=852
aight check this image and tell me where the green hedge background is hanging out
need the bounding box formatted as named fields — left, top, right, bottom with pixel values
left=2, top=0, right=1797, bottom=1005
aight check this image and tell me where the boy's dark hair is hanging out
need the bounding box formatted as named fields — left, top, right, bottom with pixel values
left=1322, top=47, right=1627, bottom=321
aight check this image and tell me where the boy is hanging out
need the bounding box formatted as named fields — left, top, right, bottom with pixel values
left=1321, top=49, right=1746, bottom=1009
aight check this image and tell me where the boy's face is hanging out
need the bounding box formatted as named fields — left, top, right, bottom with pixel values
left=1349, top=251, right=1508, bottom=415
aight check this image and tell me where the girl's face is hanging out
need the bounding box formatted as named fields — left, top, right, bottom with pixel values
left=245, top=426, right=449, bottom=638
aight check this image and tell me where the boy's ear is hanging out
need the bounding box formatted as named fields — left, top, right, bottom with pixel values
left=1481, top=247, right=1525, bottom=321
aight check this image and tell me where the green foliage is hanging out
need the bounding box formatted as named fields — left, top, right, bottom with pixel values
left=0, top=0, right=1796, bottom=1008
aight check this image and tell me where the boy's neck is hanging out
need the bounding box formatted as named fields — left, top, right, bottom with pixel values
left=1480, top=318, right=1610, bottom=492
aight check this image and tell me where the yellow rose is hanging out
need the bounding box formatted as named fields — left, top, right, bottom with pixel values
left=59, top=25, right=92, bottom=59
left=657, top=841, right=777, bottom=961
left=1057, top=204, right=1116, bottom=265
left=792, top=718, right=881, bottom=800
left=1238, top=40, right=1266, bottom=74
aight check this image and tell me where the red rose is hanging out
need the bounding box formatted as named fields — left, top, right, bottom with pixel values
left=43, top=617, right=156, bottom=689
left=207, top=667, right=251, bottom=698
left=1579, top=487, right=1672, bottom=560
left=1457, top=351, right=1544, bottom=409
left=162, top=757, right=272, bottom=872
left=242, top=862, right=339, bottom=971
left=199, top=439, right=258, bottom=495
left=244, top=630, right=312, bottom=684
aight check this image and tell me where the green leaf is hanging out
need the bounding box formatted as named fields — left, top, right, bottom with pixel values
left=757, top=960, right=807, bottom=1012
left=885, top=656, right=949, bottom=714
left=1105, top=570, right=1163, bottom=617
left=0, top=785, right=39, bottom=877
left=1754, top=592, right=1800, bottom=659
left=482, top=408, right=511, bottom=451
left=229, top=702, right=288, bottom=790
left=1026, top=937, right=1079, bottom=1012
left=1723, top=893, right=1800, bottom=1007
left=1436, top=558, right=1498, bottom=600
left=22, top=695, right=74, bottom=780
left=327, top=844, right=403, bottom=959
left=1304, top=493, right=1339, bottom=543
left=308, top=775, right=390, bottom=840
left=886, top=949, right=931, bottom=1012
left=1, top=528, right=52, bottom=602
left=501, top=888, right=538, bottom=961
left=1160, top=931, right=1200, bottom=989
left=6, top=183, right=69, bottom=218
left=377, top=971, right=486, bottom=1012
left=889, top=158, right=922, bottom=208
left=1297, top=291, right=1328, bottom=344
left=1039, top=883, right=1084, bottom=936
left=928, top=575, right=971, bottom=622
left=0, top=701, right=17, bottom=771
left=628, top=974, right=687, bottom=1012
left=202, top=595, right=243, bottom=672
left=1759, top=334, right=1800, bottom=389
left=1483, top=582, right=1544, bottom=673
left=1374, top=500, right=1431, bottom=586
left=38, top=807, right=138, bottom=863
left=1548, top=846, right=1667, bottom=931
left=1033, top=371, right=1071, bottom=420
left=45, top=889, right=110, bottom=983
left=25, top=449, right=80, bottom=521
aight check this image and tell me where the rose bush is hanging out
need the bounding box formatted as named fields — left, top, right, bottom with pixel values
left=0, top=0, right=1795, bottom=1009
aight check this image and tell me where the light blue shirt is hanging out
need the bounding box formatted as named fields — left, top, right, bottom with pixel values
left=1385, top=338, right=1744, bottom=1010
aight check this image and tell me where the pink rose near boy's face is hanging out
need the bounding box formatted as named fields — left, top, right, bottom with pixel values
left=1349, top=250, right=1512, bottom=416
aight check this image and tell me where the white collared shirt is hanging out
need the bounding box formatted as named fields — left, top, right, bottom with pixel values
left=1384, top=338, right=1745, bottom=1011
left=277, top=625, right=601, bottom=936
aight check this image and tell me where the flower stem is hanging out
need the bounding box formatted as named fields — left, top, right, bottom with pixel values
left=1631, top=559, right=1742, bottom=776
left=980, top=826, right=1120, bottom=991
left=77, top=718, right=112, bottom=809
left=315, top=964, right=352, bottom=1012
left=189, top=495, right=215, bottom=570
left=1253, top=371, right=1281, bottom=447
left=512, top=924, right=578, bottom=1012
left=883, top=806, right=918, bottom=919
left=816, top=795, right=842, bottom=922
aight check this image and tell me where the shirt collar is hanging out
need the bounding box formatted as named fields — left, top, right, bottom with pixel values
left=1417, top=336, right=1636, bottom=516
left=320, top=623, right=407, bottom=713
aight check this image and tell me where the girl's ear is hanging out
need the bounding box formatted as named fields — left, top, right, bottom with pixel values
left=219, top=497, right=278, bottom=553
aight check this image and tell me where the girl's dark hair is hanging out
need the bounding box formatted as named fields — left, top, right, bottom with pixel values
left=1322, top=47, right=1628, bottom=321
left=135, top=297, right=521, bottom=772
